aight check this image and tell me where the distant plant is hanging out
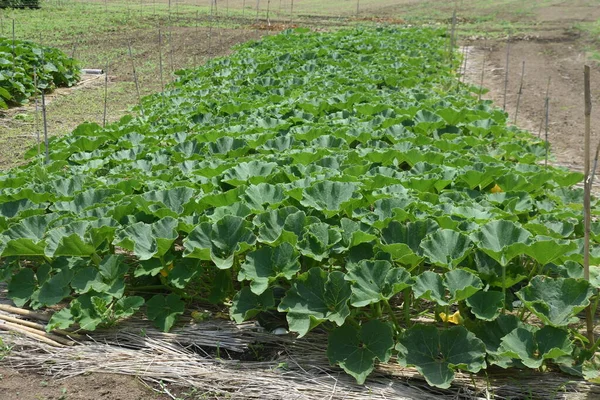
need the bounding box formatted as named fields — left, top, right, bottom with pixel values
left=0, top=0, right=40, bottom=9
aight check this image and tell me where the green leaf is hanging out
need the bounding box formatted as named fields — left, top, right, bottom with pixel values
left=523, top=238, right=578, bottom=266
left=146, top=293, right=185, bottom=332
left=297, top=222, right=342, bottom=261
left=345, top=260, right=413, bottom=307
left=238, top=243, right=301, bottom=295
left=465, top=291, right=504, bottom=321
left=113, top=296, right=144, bottom=320
left=397, top=325, right=486, bottom=389
left=420, top=229, right=472, bottom=268
left=413, top=271, right=448, bottom=306
left=37, top=268, right=74, bottom=306
left=301, top=181, right=360, bottom=216
left=210, top=215, right=257, bottom=269
left=444, top=269, right=483, bottom=302
left=243, top=183, right=286, bottom=212
left=473, top=220, right=531, bottom=266
left=498, top=326, right=573, bottom=369
left=114, top=217, right=179, bottom=260
left=516, top=276, right=594, bottom=327
left=8, top=269, right=36, bottom=307
left=278, top=268, right=351, bottom=337
left=230, top=287, right=275, bottom=323
left=327, top=321, right=394, bottom=384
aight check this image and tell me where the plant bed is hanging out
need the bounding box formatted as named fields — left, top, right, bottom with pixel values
left=0, top=27, right=598, bottom=388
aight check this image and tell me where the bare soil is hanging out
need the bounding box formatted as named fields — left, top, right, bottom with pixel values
left=464, top=3, right=600, bottom=176
left=0, top=367, right=170, bottom=400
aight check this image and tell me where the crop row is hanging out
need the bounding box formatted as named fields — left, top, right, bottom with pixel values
left=0, top=38, right=79, bottom=108
left=0, top=27, right=598, bottom=387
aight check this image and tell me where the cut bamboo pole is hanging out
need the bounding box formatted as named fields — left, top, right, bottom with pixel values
left=0, top=321, right=64, bottom=347
left=583, top=65, right=595, bottom=346
left=0, top=304, right=50, bottom=321
left=0, top=316, right=74, bottom=346
left=33, top=65, right=40, bottom=157
left=514, top=60, right=525, bottom=125
left=449, top=9, right=457, bottom=65
left=544, top=96, right=549, bottom=167
left=102, top=60, right=109, bottom=127
left=538, top=77, right=551, bottom=138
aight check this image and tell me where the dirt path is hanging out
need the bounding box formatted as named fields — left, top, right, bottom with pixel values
left=463, top=1, right=600, bottom=175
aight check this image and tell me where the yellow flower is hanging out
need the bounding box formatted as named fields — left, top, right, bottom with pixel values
left=439, top=310, right=463, bottom=325
left=159, top=263, right=174, bottom=277
left=490, top=184, right=503, bottom=193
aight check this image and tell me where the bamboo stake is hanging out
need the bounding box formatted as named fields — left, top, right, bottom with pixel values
left=449, top=8, right=457, bottom=65
left=0, top=321, right=64, bottom=347
left=514, top=60, right=525, bottom=125
left=502, top=38, right=510, bottom=111
left=33, top=65, right=40, bottom=157
left=41, top=50, right=49, bottom=166
left=544, top=96, right=549, bottom=167
left=356, top=0, right=359, bottom=18
left=158, top=29, right=165, bottom=93
left=256, top=0, right=260, bottom=23
left=290, top=0, right=294, bottom=23
left=460, top=40, right=469, bottom=84
left=583, top=65, right=595, bottom=346
left=103, top=60, right=109, bottom=127
left=127, top=40, right=144, bottom=117
left=538, top=77, right=551, bottom=138
left=478, top=39, right=486, bottom=101
left=266, top=0, right=271, bottom=26
left=0, top=304, right=50, bottom=321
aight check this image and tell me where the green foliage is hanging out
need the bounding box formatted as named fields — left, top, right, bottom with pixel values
left=0, top=27, right=598, bottom=387
left=0, top=38, right=79, bottom=108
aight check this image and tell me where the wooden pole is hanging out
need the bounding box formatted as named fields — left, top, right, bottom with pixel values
left=33, top=66, right=40, bottom=157
left=544, top=96, right=549, bottom=167
left=478, top=39, right=486, bottom=101
left=502, top=38, right=510, bottom=111
left=538, top=77, right=551, bottom=137
left=514, top=60, right=525, bottom=125
left=127, top=40, right=144, bottom=117
left=356, top=0, right=359, bottom=18
left=103, top=60, right=109, bottom=127
left=449, top=9, right=457, bottom=65
left=158, top=29, right=165, bottom=93
left=583, top=65, right=595, bottom=345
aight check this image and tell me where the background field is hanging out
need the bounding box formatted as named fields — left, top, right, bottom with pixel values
left=1, top=1, right=600, bottom=399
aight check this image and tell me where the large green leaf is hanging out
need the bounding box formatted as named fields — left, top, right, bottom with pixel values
left=8, top=269, right=37, bottom=307
left=397, top=325, right=487, bottom=389
left=230, top=286, right=275, bottom=323
left=146, top=293, right=185, bottom=332
left=327, top=321, right=394, bottom=384
left=183, top=215, right=256, bottom=269
left=345, top=260, right=412, bottom=307
left=300, top=181, right=361, bottom=216
left=278, top=268, right=351, bottom=337
left=238, top=243, right=301, bottom=295
left=465, top=290, right=504, bottom=321
left=114, top=217, right=179, bottom=260
left=516, top=276, right=594, bottom=327
left=498, top=326, right=573, bottom=369
left=420, top=229, right=472, bottom=268
left=473, top=220, right=531, bottom=266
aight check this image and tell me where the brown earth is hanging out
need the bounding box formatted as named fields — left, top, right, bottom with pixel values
left=0, top=367, right=170, bottom=400
left=463, top=2, right=600, bottom=177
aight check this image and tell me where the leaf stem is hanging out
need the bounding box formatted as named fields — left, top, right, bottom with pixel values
left=403, top=288, right=411, bottom=327
left=383, top=299, right=400, bottom=332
